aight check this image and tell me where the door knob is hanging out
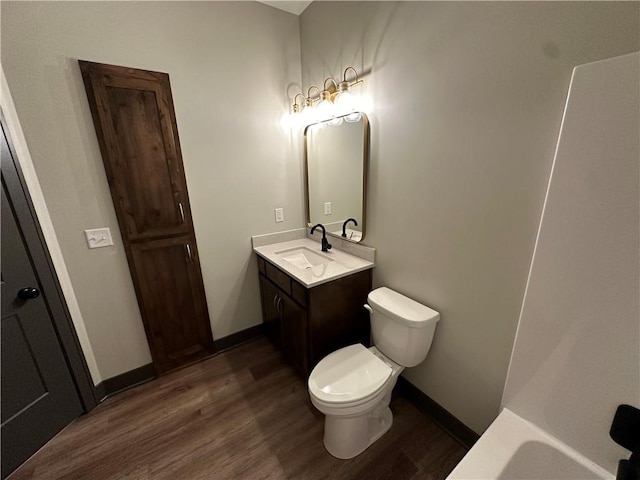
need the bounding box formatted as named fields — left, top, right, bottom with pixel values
left=17, top=287, right=40, bottom=300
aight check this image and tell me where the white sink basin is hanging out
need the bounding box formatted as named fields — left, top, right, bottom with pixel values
left=275, top=246, right=333, bottom=270
left=253, top=237, right=374, bottom=287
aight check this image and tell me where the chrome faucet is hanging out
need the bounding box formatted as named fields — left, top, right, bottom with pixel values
left=342, top=218, right=358, bottom=238
left=310, top=224, right=332, bottom=252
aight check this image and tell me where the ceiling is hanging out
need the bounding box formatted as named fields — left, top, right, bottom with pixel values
left=259, top=1, right=313, bottom=15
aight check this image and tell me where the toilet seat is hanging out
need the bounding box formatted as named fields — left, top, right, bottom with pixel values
left=308, top=344, right=392, bottom=407
left=307, top=287, right=440, bottom=459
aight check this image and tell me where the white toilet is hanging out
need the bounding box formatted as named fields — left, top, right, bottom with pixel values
left=308, top=286, right=440, bottom=459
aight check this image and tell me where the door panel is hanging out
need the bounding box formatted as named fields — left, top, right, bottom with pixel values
left=81, top=62, right=192, bottom=241
left=1, top=314, right=48, bottom=422
left=1, top=182, right=81, bottom=478
left=130, top=235, right=213, bottom=372
left=259, top=275, right=282, bottom=348
left=104, top=86, right=188, bottom=238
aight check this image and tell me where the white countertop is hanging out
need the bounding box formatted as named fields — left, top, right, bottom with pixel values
left=253, top=238, right=374, bottom=288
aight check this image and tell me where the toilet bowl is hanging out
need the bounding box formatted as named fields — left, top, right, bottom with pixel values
left=308, top=344, right=403, bottom=458
left=308, top=287, right=440, bottom=459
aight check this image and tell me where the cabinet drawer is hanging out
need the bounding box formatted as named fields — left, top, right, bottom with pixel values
left=257, top=256, right=266, bottom=275
left=265, top=262, right=291, bottom=296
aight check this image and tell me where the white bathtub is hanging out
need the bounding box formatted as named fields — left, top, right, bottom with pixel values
left=447, top=409, right=613, bottom=480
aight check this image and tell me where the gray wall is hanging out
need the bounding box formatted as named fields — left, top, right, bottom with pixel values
left=299, top=1, right=639, bottom=433
left=502, top=52, right=639, bottom=473
left=1, top=1, right=303, bottom=381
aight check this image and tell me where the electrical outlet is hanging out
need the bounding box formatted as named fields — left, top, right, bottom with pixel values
left=84, top=227, right=114, bottom=249
left=324, top=202, right=332, bottom=215
left=275, top=208, right=284, bottom=223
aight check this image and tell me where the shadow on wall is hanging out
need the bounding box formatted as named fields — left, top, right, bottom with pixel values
left=300, top=2, right=401, bottom=89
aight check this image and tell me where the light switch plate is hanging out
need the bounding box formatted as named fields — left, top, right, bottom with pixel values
left=274, top=208, right=284, bottom=223
left=84, top=228, right=114, bottom=249
left=324, top=202, right=332, bottom=215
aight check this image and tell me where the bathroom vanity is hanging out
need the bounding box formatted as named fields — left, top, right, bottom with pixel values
left=253, top=237, right=374, bottom=376
left=254, top=109, right=373, bottom=376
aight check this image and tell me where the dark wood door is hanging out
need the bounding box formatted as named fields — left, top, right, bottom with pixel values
left=130, top=235, right=212, bottom=372
left=1, top=182, right=82, bottom=479
left=80, top=61, right=214, bottom=373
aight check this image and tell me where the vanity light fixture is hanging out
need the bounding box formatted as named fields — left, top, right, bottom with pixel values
left=334, top=67, right=362, bottom=116
left=292, top=93, right=306, bottom=114
left=316, top=77, right=338, bottom=120
left=290, top=66, right=364, bottom=126
left=301, top=85, right=321, bottom=125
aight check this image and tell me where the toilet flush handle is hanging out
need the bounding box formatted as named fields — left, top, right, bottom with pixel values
left=363, top=304, right=374, bottom=315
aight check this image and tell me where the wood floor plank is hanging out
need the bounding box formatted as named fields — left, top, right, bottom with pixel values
left=8, top=337, right=467, bottom=480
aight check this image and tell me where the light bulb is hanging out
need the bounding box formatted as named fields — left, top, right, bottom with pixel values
left=316, top=89, right=334, bottom=121
left=316, top=99, right=333, bottom=121
left=280, top=112, right=292, bottom=132
left=301, top=102, right=316, bottom=126
left=334, top=84, right=354, bottom=116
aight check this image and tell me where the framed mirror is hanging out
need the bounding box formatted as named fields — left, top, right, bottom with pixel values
left=304, top=112, right=369, bottom=242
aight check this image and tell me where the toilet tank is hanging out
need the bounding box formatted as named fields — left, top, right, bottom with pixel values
left=367, top=287, right=440, bottom=367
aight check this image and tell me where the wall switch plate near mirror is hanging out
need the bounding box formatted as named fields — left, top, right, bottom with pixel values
left=305, top=112, right=369, bottom=243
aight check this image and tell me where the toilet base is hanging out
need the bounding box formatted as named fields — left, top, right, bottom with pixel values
left=323, top=406, right=394, bottom=459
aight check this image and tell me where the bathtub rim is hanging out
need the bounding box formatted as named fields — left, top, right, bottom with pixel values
left=446, top=408, right=613, bottom=480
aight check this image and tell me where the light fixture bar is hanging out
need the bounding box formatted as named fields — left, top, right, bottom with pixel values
left=290, top=67, right=365, bottom=125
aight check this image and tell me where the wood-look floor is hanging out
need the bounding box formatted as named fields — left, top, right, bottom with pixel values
left=9, top=338, right=467, bottom=480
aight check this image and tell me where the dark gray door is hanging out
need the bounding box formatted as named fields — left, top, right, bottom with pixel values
left=1, top=127, right=82, bottom=478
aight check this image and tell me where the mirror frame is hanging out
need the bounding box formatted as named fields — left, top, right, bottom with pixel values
left=303, top=112, right=370, bottom=243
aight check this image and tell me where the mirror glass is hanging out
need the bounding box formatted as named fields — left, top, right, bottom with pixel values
left=305, top=112, right=369, bottom=242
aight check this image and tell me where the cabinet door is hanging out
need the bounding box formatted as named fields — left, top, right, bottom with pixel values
left=281, top=295, right=308, bottom=376
left=258, top=275, right=282, bottom=348
left=130, top=235, right=214, bottom=373
left=80, top=61, right=192, bottom=241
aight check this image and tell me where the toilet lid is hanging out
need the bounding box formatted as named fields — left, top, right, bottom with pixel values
left=308, top=344, right=392, bottom=405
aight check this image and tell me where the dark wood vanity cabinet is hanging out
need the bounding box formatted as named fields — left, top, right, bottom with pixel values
left=257, top=256, right=372, bottom=376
